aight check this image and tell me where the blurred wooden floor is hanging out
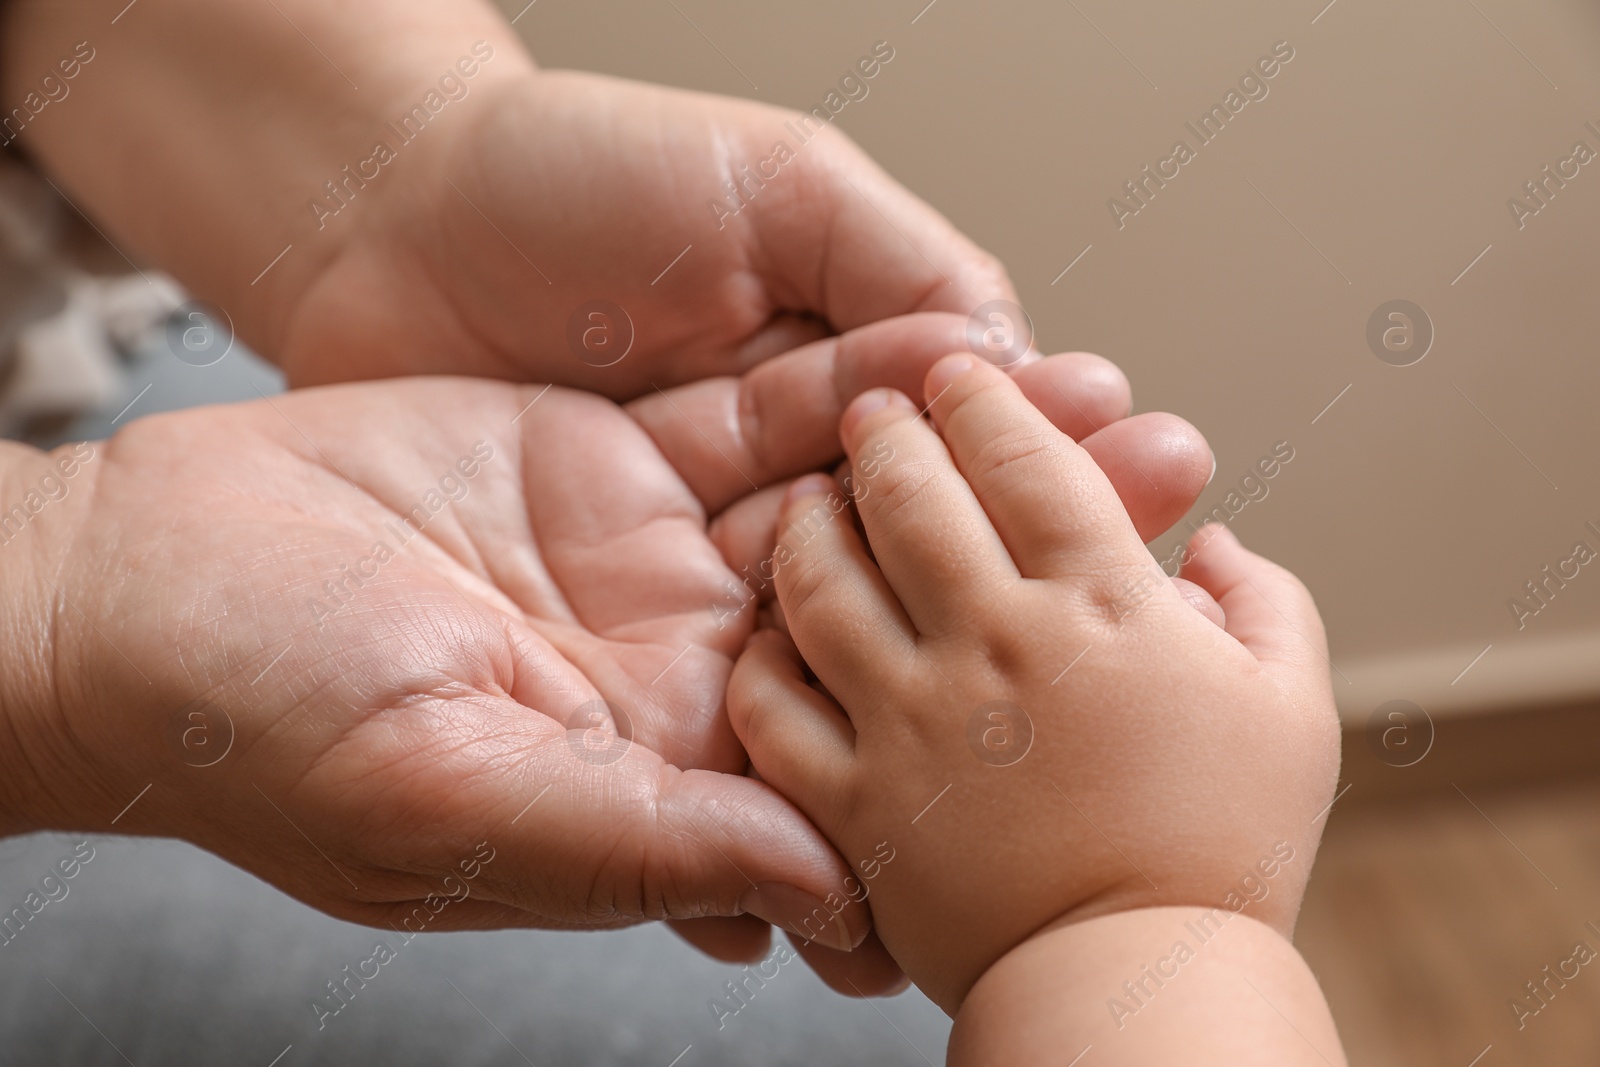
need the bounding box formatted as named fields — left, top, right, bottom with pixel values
left=1297, top=703, right=1600, bottom=1065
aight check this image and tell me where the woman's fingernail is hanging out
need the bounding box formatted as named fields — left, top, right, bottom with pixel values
left=782, top=474, right=835, bottom=509
left=740, top=883, right=856, bottom=952
left=925, top=354, right=977, bottom=400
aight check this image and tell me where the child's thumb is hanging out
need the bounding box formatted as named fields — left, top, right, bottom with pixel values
left=1178, top=524, right=1332, bottom=691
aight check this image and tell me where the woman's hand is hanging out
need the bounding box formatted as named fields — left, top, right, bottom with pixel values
left=1, top=376, right=883, bottom=945
left=281, top=67, right=1017, bottom=397
left=10, top=0, right=1006, bottom=396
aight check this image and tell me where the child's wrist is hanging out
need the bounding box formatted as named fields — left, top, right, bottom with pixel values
left=932, top=836, right=1315, bottom=1009
left=948, top=908, right=1342, bottom=1066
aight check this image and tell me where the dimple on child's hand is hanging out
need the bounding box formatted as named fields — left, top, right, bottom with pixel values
left=727, top=355, right=1341, bottom=1012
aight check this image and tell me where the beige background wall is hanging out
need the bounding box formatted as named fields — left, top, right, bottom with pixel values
left=503, top=0, right=1600, bottom=721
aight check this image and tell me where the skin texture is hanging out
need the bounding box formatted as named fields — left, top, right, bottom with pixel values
left=0, top=345, right=1212, bottom=985
left=726, top=355, right=1345, bottom=1055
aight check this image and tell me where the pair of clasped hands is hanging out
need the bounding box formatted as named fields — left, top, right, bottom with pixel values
left=0, top=1, right=1345, bottom=1056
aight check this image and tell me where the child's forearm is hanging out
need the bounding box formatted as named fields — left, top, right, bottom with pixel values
left=0, top=0, right=531, bottom=356
left=949, top=909, right=1346, bottom=1066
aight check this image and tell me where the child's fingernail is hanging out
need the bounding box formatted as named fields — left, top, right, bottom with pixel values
left=925, top=354, right=977, bottom=400
left=842, top=389, right=915, bottom=439
left=740, top=883, right=857, bottom=952
left=1207, top=451, right=1217, bottom=485
left=782, top=473, right=835, bottom=509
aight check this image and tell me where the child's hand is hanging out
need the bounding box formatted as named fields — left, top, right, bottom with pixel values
left=727, top=355, right=1341, bottom=1013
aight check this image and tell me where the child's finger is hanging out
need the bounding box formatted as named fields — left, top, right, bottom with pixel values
left=1171, top=576, right=1226, bottom=629
left=839, top=389, right=1019, bottom=632
left=727, top=630, right=856, bottom=808
left=708, top=464, right=852, bottom=608
left=711, top=407, right=1210, bottom=599
left=1178, top=525, right=1331, bottom=687
left=708, top=482, right=789, bottom=610
left=919, top=355, right=1147, bottom=578
left=769, top=474, right=922, bottom=702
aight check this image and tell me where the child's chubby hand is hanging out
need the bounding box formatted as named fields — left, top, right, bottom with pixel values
left=727, top=354, right=1341, bottom=1013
